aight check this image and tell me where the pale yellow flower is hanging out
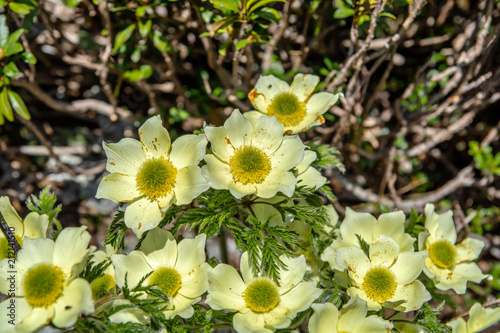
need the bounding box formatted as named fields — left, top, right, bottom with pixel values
left=246, top=74, right=341, bottom=134
left=296, top=150, right=327, bottom=190
left=0, top=196, right=49, bottom=260
left=447, top=303, right=500, bottom=333
left=335, top=234, right=430, bottom=312
left=418, top=204, right=488, bottom=294
left=321, top=207, right=415, bottom=271
left=0, top=226, right=94, bottom=333
left=308, top=296, right=393, bottom=333
left=111, top=228, right=210, bottom=320
left=96, top=115, right=209, bottom=237
left=206, top=252, right=322, bottom=333
left=203, top=110, right=306, bottom=199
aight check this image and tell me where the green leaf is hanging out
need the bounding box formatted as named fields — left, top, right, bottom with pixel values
left=333, top=7, right=355, bottom=19
left=246, top=0, right=284, bottom=16
left=209, top=15, right=238, bottom=37
left=3, top=29, right=24, bottom=57
left=21, top=51, right=37, bottom=64
left=0, top=87, right=14, bottom=122
left=64, top=0, right=83, bottom=7
left=379, top=12, right=396, bottom=19
left=3, top=62, right=20, bottom=77
left=235, top=39, right=249, bottom=50
left=130, top=48, right=141, bottom=63
left=138, top=20, right=152, bottom=38
left=250, top=7, right=281, bottom=23
left=0, top=15, right=8, bottom=49
left=7, top=89, right=30, bottom=119
left=8, top=2, right=33, bottom=15
left=152, top=30, right=170, bottom=53
left=113, top=24, right=136, bottom=54
left=136, top=5, right=150, bottom=17
left=123, top=65, right=153, bottom=82
left=211, top=0, right=240, bottom=12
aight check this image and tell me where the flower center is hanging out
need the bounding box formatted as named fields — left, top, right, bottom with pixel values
left=429, top=240, right=456, bottom=269
left=362, top=267, right=397, bottom=303
left=229, top=146, right=272, bottom=185
left=148, top=267, right=182, bottom=296
left=136, top=157, right=178, bottom=201
left=244, top=278, right=280, bottom=313
left=23, top=263, right=65, bottom=308
left=267, top=92, right=306, bottom=127
left=0, top=235, right=22, bottom=260
left=90, top=274, right=116, bottom=301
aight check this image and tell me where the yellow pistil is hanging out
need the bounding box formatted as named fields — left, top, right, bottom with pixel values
left=244, top=278, right=280, bottom=313
left=148, top=267, right=182, bottom=296
left=23, top=263, right=65, bottom=308
left=229, top=146, right=272, bottom=185
left=90, top=274, right=116, bottom=301
left=267, top=92, right=306, bottom=127
left=362, top=267, right=397, bottom=303
left=136, top=157, right=178, bottom=200
left=429, top=240, right=456, bottom=269
left=0, top=235, right=23, bottom=260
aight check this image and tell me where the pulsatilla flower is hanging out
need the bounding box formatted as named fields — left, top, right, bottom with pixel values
left=96, top=115, right=209, bottom=237
left=447, top=302, right=500, bottom=333
left=0, top=226, right=94, bottom=333
left=206, top=252, right=322, bottom=333
left=334, top=233, right=431, bottom=312
left=203, top=110, right=306, bottom=199
left=246, top=73, right=341, bottom=134
left=418, top=204, right=488, bottom=294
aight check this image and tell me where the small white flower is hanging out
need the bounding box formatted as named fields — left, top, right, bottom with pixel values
left=0, top=196, right=49, bottom=260
left=96, top=115, right=209, bottom=237
left=206, top=252, right=322, bottom=333
left=418, top=204, right=488, bottom=294
left=111, top=228, right=210, bottom=320
left=447, top=303, right=500, bottom=333
left=203, top=110, right=306, bottom=199
left=247, top=74, right=341, bottom=134
left=335, top=234, right=430, bottom=312
left=0, top=227, right=94, bottom=333
left=308, top=296, right=393, bottom=333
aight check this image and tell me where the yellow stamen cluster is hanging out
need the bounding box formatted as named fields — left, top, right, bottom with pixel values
left=267, top=92, right=306, bottom=127
left=429, top=240, right=456, bottom=269
left=136, top=157, right=178, bottom=201
left=149, top=267, right=182, bottom=296
left=23, top=263, right=65, bottom=308
left=90, top=274, right=116, bottom=301
left=362, top=267, right=397, bottom=303
left=244, top=278, right=280, bottom=313
left=229, top=146, right=272, bottom=185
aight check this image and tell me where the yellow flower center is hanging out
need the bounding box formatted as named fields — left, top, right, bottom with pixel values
left=429, top=240, right=456, bottom=269
left=362, top=267, right=397, bottom=303
left=0, top=235, right=22, bottom=260
left=23, top=263, right=65, bottom=308
left=267, top=92, right=306, bottom=127
left=136, top=157, right=178, bottom=201
left=90, top=274, right=116, bottom=301
left=244, top=278, right=280, bottom=313
left=148, top=267, right=182, bottom=296
left=229, top=146, right=272, bottom=185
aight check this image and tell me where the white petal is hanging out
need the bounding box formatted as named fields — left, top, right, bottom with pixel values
left=467, top=302, right=500, bottom=333
left=391, top=251, right=427, bottom=285
left=391, top=280, right=431, bottom=312
left=250, top=116, right=284, bottom=155
left=296, top=150, right=317, bottom=174
left=369, top=234, right=400, bottom=267
left=225, top=110, right=254, bottom=149
left=124, top=197, right=163, bottom=238
left=339, top=208, right=376, bottom=247
left=305, top=91, right=340, bottom=116
left=165, top=293, right=199, bottom=319
left=0, top=196, right=24, bottom=235
left=179, top=262, right=210, bottom=298
left=108, top=299, right=149, bottom=325
left=202, top=155, right=231, bottom=190
left=446, top=318, right=467, bottom=333
left=375, top=211, right=415, bottom=252
left=229, top=181, right=258, bottom=199
left=297, top=167, right=327, bottom=189
left=169, top=134, right=207, bottom=169
left=0, top=297, right=33, bottom=331
left=250, top=75, right=290, bottom=108
left=352, top=315, right=394, bottom=333
left=233, top=311, right=271, bottom=333
left=240, top=252, right=259, bottom=284
left=52, top=278, right=94, bottom=328
left=17, top=305, right=54, bottom=333
left=455, top=237, right=484, bottom=262
left=290, top=74, right=320, bottom=102
left=204, top=126, right=233, bottom=161
left=270, top=136, right=305, bottom=171
left=278, top=255, right=306, bottom=293
left=23, top=213, right=48, bottom=239
left=255, top=170, right=297, bottom=198
left=337, top=295, right=368, bottom=332
left=138, top=115, right=171, bottom=159
left=335, top=246, right=370, bottom=285
left=243, top=110, right=264, bottom=125
left=175, top=234, right=206, bottom=276
left=17, top=238, right=54, bottom=268
left=206, top=264, right=246, bottom=311
left=95, top=173, right=141, bottom=202
left=279, top=281, right=322, bottom=313
left=141, top=228, right=175, bottom=256
left=309, top=303, right=340, bottom=333
left=347, top=287, right=381, bottom=311
left=53, top=226, right=91, bottom=277
left=434, top=263, right=487, bottom=294
left=111, top=251, right=152, bottom=289
left=424, top=204, right=457, bottom=244
left=145, top=237, right=178, bottom=269
left=102, top=138, right=145, bottom=174
left=173, top=166, right=209, bottom=205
